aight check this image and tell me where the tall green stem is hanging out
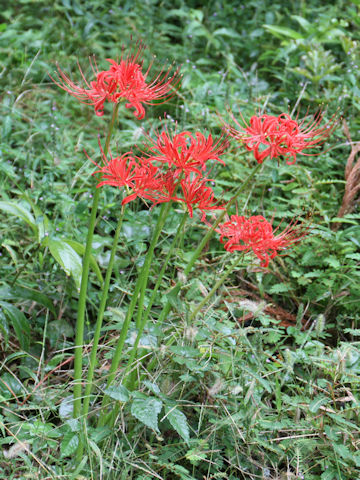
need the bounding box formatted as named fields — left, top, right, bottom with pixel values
left=156, top=162, right=262, bottom=327
left=124, top=212, right=188, bottom=391
left=81, top=205, right=125, bottom=419
left=73, top=103, right=119, bottom=420
left=97, top=201, right=171, bottom=427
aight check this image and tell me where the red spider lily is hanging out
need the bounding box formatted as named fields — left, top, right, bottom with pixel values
left=86, top=138, right=137, bottom=190
left=223, top=109, right=336, bottom=164
left=217, top=215, right=308, bottom=267
left=178, top=174, right=225, bottom=221
left=127, top=162, right=177, bottom=205
left=145, top=128, right=228, bottom=175
left=50, top=40, right=181, bottom=119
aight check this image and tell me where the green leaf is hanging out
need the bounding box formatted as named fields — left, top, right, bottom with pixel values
left=0, top=201, right=37, bottom=233
left=333, top=443, right=355, bottom=461
left=23, top=194, right=51, bottom=242
left=60, top=432, right=79, bottom=458
left=0, top=301, right=30, bottom=350
left=164, top=406, right=190, bottom=444
left=213, top=27, right=241, bottom=38
left=241, top=366, right=272, bottom=393
left=0, top=285, right=56, bottom=315
left=130, top=393, right=163, bottom=432
left=63, top=238, right=103, bottom=285
left=263, top=24, right=304, bottom=40
left=48, top=238, right=82, bottom=290
left=324, top=256, right=341, bottom=269
left=309, top=396, right=330, bottom=413
left=105, top=384, right=130, bottom=402
left=59, top=396, right=73, bottom=420
left=269, top=283, right=290, bottom=294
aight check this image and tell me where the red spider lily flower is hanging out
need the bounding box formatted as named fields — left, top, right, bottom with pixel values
left=129, top=163, right=177, bottom=205
left=217, top=215, right=308, bottom=267
left=223, top=109, right=336, bottom=165
left=145, top=128, right=228, bottom=175
left=50, top=40, right=181, bottom=119
left=86, top=138, right=137, bottom=190
left=178, top=174, right=225, bottom=221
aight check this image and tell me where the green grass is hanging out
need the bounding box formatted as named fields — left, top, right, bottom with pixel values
left=1, top=1, right=360, bottom=478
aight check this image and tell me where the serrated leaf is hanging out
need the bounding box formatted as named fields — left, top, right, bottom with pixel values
left=309, top=396, right=330, bottom=413
left=105, top=384, right=130, bottom=402
left=269, top=283, right=290, bottom=294
left=60, top=432, right=79, bottom=458
left=48, top=238, right=82, bottom=289
left=333, top=443, right=354, bottom=461
left=130, top=394, right=162, bottom=432
left=344, top=328, right=360, bottom=336
left=346, top=253, right=360, bottom=261
left=164, top=406, right=190, bottom=444
left=0, top=285, right=56, bottom=315
left=324, top=256, right=340, bottom=269
left=0, top=301, right=30, bottom=350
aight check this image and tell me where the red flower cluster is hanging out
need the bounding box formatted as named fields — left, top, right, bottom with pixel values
left=51, top=40, right=181, bottom=119
left=91, top=129, right=228, bottom=220
left=217, top=215, right=308, bottom=267
left=223, top=110, right=335, bottom=164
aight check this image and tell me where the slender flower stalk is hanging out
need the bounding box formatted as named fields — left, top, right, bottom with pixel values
left=81, top=204, right=126, bottom=420
left=124, top=211, right=188, bottom=392
left=73, top=103, right=120, bottom=421
left=156, top=162, right=263, bottom=328
left=97, top=201, right=172, bottom=428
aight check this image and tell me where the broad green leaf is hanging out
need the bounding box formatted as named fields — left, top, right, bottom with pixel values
left=0, top=301, right=30, bottom=350
left=0, top=285, right=56, bottom=315
left=60, top=432, right=79, bottom=458
left=263, top=24, right=304, bottom=40
left=105, top=384, right=130, bottom=402
left=48, top=238, right=82, bottom=289
left=62, top=238, right=103, bottom=284
left=0, top=201, right=37, bottom=233
left=143, top=380, right=161, bottom=395
left=309, top=396, right=330, bottom=413
left=130, top=393, right=162, bottom=432
left=213, top=27, right=241, bottom=38
left=291, top=15, right=311, bottom=31
left=164, top=406, right=190, bottom=444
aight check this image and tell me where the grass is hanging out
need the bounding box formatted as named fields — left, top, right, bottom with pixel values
left=1, top=0, right=360, bottom=479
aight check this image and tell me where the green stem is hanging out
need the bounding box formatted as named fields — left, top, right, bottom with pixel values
left=156, top=162, right=262, bottom=327
left=189, top=255, right=244, bottom=321
left=73, top=103, right=119, bottom=421
left=124, top=212, right=188, bottom=391
left=97, top=201, right=172, bottom=427
left=81, top=205, right=125, bottom=419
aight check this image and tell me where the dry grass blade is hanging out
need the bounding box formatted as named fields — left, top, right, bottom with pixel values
left=332, top=120, right=360, bottom=229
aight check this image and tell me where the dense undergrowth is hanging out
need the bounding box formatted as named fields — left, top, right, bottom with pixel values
left=0, top=1, right=360, bottom=479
